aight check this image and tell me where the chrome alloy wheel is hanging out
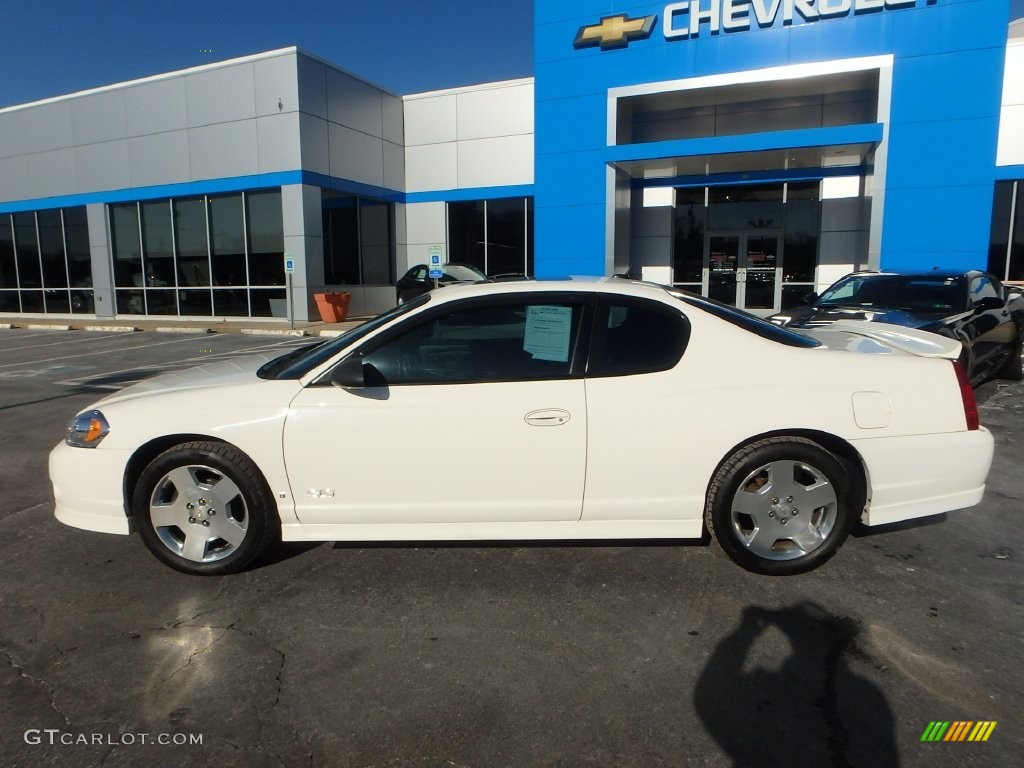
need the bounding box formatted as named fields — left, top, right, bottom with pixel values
left=729, top=459, right=839, bottom=561
left=148, top=464, right=249, bottom=563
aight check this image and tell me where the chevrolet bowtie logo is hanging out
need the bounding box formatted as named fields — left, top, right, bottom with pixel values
left=574, top=14, right=657, bottom=50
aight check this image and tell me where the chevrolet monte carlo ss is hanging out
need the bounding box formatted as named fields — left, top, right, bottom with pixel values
left=50, top=279, right=994, bottom=576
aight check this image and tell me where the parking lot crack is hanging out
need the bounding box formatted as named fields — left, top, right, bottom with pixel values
left=5, top=501, right=49, bottom=519
left=142, top=626, right=230, bottom=694
left=2, top=646, right=71, bottom=725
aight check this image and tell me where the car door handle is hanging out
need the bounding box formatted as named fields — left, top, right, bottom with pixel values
left=524, top=409, right=571, bottom=426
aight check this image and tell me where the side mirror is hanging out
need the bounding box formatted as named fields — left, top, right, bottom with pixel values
left=802, top=291, right=819, bottom=305
left=329, top=356, right=366, bottom=388
left=975, top=296, right=1005, bottom=311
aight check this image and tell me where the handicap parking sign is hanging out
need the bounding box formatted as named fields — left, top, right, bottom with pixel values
left=428, top=245, right=443, bottom=279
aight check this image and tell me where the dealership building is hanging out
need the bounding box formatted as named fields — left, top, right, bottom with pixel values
left=1, top=0, right=1023, bottom=321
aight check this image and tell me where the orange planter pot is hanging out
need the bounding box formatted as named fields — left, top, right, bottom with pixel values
left=313, top=291, right=351, bottom=323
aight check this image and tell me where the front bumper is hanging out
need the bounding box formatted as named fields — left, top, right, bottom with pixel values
left=49, top=441, right=132, bottom=535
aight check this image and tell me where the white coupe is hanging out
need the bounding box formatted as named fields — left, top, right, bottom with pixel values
left=50, top=279, right=994, bottom=576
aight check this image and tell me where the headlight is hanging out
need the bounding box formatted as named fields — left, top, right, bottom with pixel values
left=65, top=410, right=110, bottom=448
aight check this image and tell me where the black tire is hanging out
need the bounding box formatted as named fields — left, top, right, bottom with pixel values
left=705, top=437, right=859, bottom=575
left=997, top=331, right=1023, bottom=381
left=132, top=441, right=279, bottom=575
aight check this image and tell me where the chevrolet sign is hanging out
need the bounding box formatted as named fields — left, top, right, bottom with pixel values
left=574, top=14, right=657, bottom=48
left=574, top=0, right=932, bottom=48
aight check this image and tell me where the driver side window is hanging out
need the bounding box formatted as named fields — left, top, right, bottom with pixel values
left=360, top=299, right=585, bottom=385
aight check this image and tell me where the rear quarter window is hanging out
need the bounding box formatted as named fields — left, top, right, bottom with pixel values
left=674, top=292, right=820, bottom=348
left=588, top=297, right=691, bottom=376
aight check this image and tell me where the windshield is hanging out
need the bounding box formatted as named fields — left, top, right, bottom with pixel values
left=444, top=265, right=486, bottom=281
left=257, top=294, right=430, bottom=379
left=817, top=274, right=965, bottom=313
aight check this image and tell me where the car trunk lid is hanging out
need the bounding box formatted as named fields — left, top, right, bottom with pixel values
left=797, top=320, right=962, bottom=359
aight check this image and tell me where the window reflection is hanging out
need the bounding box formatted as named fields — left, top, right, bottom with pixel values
left=141, top=201, right=176, bottom=288
left=0, top=207, right=93, bottom=314
left=671, top=182, right=822, bottom=309
left=106, top=188, right=285, bottom=317
left=209, top=195, right=247, bottom=287
left=447, top=197, right=533, bottom=277
left=246, top=190, right=285, bottom=287
left=322, top=191, right=394, bottom=287
left=14, top=212, right=42, bottom=288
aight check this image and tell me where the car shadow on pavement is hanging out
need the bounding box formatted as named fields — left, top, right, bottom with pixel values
left=849, top=513, right=948, bottom=538
left=327, top=536, right=712, bottom=552
left=252, top=541, right=326, bottom=569
left=694, top=601, right=899, bottom=768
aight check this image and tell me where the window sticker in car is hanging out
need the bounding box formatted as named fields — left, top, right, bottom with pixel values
left=523, top=305, right=573, bottom=362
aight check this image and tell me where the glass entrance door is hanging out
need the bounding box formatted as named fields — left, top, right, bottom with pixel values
left=705, top=232, right=781, bottom=314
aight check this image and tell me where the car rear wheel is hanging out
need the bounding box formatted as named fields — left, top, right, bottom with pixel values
left=705, top=437, right=859, bottom=575
left=132, top=441, right=278, bottom=575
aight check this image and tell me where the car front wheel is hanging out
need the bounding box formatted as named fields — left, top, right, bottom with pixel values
left=132, top=441, right=278, bottom=575
left=705, top=437, right=859, bottom=575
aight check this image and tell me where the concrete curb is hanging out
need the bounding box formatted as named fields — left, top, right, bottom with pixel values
left=241, top=328, right=308, bottom=337
left=26, top=324, right=71, bottom=331
left=84, top=326, right=137, bottom=333
left=155, top=327, right=213, bottom=334
left=317, top=329, right=348, bottom=337
left=0, top=323, right=11, bottom=330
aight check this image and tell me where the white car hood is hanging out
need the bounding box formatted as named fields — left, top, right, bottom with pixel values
left=799, top=320, right=962, bottom=359
left=95, top=353, right=279, bottom=407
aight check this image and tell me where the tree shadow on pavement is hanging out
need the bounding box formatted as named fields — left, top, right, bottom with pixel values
left=694, top=601, right=898, bottom=768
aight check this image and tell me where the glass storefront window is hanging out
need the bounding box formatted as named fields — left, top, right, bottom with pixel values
left=13, top=212, right=42, bottom=288
left=110, top=204, right=141, bottom=288
left=0, top=208, right=92, bottom=314
left=447, top=201, right=486, bottom=272
left=246, top=190, right=285, bottom=287
left=988, top=182, right=1012, bottom=279
left=64, top=207, right=93, bottom=315
left=0, top=214, right=17, bottom=291
left=359, top=199, right=392, bottom=285
left=322, top=192, right=394, bottom=286
left=39, top=210, right=68, bottom=290
left=1013, top=182, right=1024, bottom=283
left=103, top=188, right=285, bottom=317
left=671, top=183, right=821, bottom=310
left=616, top=70, right=879, bottom=145
left=446, top=198, right=532, bottom=277
left=323, top=195, right=359, bottom=284
left=486, top=198, right=528, bottom=276
left=783, top=200, right=819, bottom=284
left=209, top=194, right=247, bottom=288
left=707, top=184, right=783, bottom=232
left=673, top=188, right=706, bottom=287
left=174, top=198, right=210, bottom=287
left=141, top=201, right=176, bottom=289
left=988, top=180, right=1024, bottom=283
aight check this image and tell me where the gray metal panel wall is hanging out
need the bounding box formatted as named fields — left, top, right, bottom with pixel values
left=295, top=51, right=400, bottom=192
left=0, top=49, right=303, bottom=205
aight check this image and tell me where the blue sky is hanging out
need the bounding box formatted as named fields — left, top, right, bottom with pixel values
left=1, top=0, right=1022, bottom=108
left=0, top=0, right=534, bottom=107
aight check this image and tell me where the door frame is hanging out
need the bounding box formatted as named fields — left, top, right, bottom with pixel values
left=702, top=230, right=784, bottom=316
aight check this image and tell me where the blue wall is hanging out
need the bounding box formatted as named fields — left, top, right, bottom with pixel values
left=533, top=0, right=1012, bottom=276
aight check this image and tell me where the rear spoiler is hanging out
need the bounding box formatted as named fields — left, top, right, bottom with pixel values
left=803, top=320, right=963, bottom=359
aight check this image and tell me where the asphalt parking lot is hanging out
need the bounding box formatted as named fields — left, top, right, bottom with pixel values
left=0, top=327, right=1021, bottom=768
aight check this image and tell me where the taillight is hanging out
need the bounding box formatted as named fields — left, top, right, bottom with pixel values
left=953, top=360, right=979, bottom=431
